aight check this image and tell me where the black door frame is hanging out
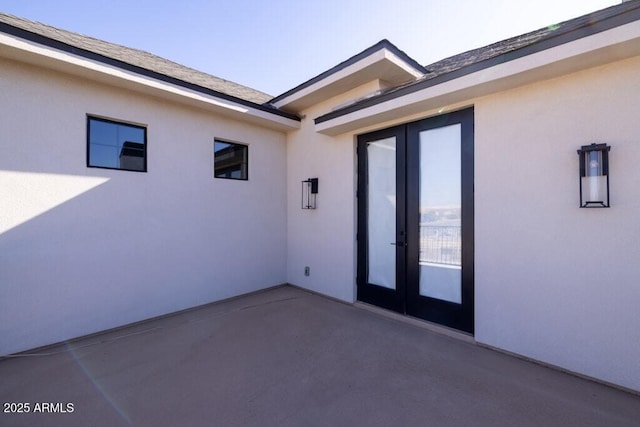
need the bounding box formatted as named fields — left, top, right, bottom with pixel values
left=356, top=107, right=474, bottom=334
left=356, top=124, right=407, bottom=314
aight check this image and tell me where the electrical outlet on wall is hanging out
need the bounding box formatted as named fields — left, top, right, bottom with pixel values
left=304, top=266, right=310, bottom=276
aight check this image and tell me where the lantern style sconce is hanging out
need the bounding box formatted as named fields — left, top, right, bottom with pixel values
left=577, top=143, right=610, bottom=208
left=302, top=178, right=318, bottom=209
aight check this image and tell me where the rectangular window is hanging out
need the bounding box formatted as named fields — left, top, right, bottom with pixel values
left=214, top=140, right=248, bottom=180
left=87, top=116, right=147, bottom=172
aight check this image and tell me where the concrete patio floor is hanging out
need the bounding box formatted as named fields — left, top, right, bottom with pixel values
left=1, top=285, right=639, bottom=426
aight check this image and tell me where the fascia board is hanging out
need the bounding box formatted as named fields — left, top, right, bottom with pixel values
left=315, top=21, right=640, bottom=136
left=384, top=49, right=424, bottom=79
left=0, top=33, right=300, bottom=131
left=271, top=48, right=423, bottom=112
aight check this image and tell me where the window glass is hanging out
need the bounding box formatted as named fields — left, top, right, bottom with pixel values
left=214, top=140, right=248, bottom=180
left=88, top=117, right=146, bottom=172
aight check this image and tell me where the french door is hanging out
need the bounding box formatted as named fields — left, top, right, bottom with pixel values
left=357, top=107, right=474, bottom=333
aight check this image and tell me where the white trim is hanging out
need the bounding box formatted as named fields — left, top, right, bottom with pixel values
left=0, top=33, right=300, bottom=131
left=383, top=49, right=424, bottom=79
left=315, top=21, right=640, bottom=136
left=272, top=48, right=423, bottom=111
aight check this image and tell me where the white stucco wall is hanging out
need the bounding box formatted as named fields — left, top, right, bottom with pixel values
left=0, top=58, right=287, bottom=355
left=473, top=55, right=640, bottom=392
left=2, top=36, right=639, bottom=393
left=285, top=84, right=384, bottom=302
left=285, top=125, right=356, bottom=303
left=288, top=55, right=640, bottom=392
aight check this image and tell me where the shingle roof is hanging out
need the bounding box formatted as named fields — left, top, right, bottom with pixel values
left=421, top=1, right=639, bottom=80
left=316, top=0, right=640, bottom=124
left=0, top=12, right=273, bottom=105
left=422, top=27, right=558, bottom=80
left=3, top=0, right=640, bottom=124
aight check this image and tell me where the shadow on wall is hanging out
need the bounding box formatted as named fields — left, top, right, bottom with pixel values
left=0, top=170, right=110, bottom=235
left=0, top=164, right=256, bottom=355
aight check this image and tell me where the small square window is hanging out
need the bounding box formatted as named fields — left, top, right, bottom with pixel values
left=214, top=140, right=248, bottom=180
left=87, top=116, right=147, bottom=172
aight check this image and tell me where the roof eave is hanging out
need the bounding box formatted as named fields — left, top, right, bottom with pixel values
left=315, top=19, right=640, bottom=136
left=268, top=39, right=426, bottom=113
left=314, top=3, right=640, bottom=136
left=0, top=21, right=300, bottom=130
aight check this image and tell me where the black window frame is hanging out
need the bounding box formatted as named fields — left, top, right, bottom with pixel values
left=214, top=139, right=249, bottom=181
left=87, top=116, right=147, bottom=172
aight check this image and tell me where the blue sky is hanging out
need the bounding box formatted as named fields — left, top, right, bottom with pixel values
left=0, top=0, right=619, bottom=96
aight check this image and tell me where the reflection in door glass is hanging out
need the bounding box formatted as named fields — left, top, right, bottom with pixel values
left=419, top=125, right=462, bottom=303
left=367, top=137, right=396, bottom=290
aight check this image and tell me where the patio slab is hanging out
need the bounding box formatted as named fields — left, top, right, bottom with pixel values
left=1, top=285, right=639, bottom=426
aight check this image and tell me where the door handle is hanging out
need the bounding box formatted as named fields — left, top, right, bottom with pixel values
left=390, top=242, right=407, bottom=247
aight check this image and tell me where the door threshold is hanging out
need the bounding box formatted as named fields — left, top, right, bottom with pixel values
left=354, top=301, right=475, bottom=344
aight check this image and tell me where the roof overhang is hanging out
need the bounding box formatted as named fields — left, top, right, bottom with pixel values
left=315, top=19, right=640, bottom=136
left=270, top=40, right=426, bottom=113
left=0, top=32, right=300, bottom=132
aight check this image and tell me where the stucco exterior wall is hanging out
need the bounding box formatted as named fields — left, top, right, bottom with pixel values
left=284, top=82, right=391, bottom=301
left=288, top=55, right=640, bottom=392
left=473, top=55, right=640, bottom=392
left=0, top=58, right=287, bottom=355
left=2, top=30, right=639, bottom=393
left=285, top=101, right=358, bottom=303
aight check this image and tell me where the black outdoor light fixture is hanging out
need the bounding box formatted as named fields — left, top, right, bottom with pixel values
left=577, top=143, right=611, bottom=208
left=302, top=178, right=318, bottom=209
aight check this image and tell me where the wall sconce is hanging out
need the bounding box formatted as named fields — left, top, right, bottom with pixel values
left=577, top=143, right=610, bottom=208
left=302, top=178, right=318, bottom=209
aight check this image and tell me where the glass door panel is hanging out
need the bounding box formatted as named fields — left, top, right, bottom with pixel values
left=357, top=125, right=406, bottom=313
left=357, top=108, right=473, bottom=333
left=367, top=137, right=396, bottom=290
left=419, top=125, right=462, bottom=303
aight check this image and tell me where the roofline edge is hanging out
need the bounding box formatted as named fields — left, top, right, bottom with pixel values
left=315, top=1, right=640, bottom=125
left=0, top=20, right=301, bottom=122
left=268, top=39, right=427, bottom=106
